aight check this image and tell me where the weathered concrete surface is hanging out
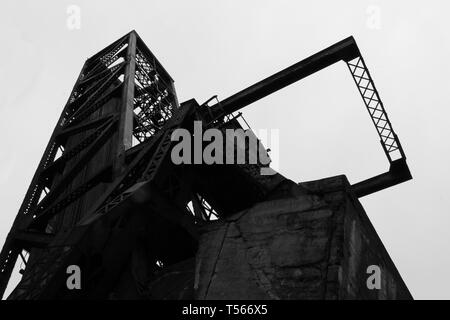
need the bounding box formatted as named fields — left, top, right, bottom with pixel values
left=194, top=175, right=412, bottom=300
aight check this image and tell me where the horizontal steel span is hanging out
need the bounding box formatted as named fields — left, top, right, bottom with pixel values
left=208, top=36, right=360, bottom=118
left=204, top=36, right=410, bottom=198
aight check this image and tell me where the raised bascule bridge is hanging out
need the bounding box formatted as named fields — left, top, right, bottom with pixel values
left=0, top=31, right=412, bottom=300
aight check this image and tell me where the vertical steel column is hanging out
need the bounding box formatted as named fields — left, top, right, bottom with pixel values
left=115, top=31, right=137, bottom=176
left=0, top=63, right=88, bottom=299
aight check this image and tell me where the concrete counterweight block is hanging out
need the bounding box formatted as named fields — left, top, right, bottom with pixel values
left=194, top=175, right=412, bottom=300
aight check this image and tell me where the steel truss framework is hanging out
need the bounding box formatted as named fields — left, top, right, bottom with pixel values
left=347, top=57, right=404, bottom=162
left=0, top=33, right=411, bottom=299
left=0, top=31, right=183, bottom=297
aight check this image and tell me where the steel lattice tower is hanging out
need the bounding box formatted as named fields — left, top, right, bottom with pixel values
left=0, top=31, right=412, bottom=299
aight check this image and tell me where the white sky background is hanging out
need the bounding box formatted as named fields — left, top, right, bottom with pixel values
left=0, top=0, right=448, bottom=299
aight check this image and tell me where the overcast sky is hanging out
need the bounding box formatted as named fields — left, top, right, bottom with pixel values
left=0, top=0, right=449, bottom=299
